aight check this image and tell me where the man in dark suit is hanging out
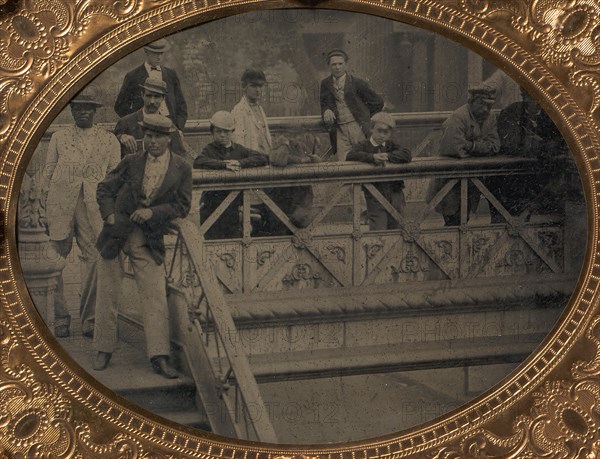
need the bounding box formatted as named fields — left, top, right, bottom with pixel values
left=93, top=114, right=192, bottom=378
left=114, top=77, right=191, bottom=161
left=114, top=39, right=188, bottom=131
left=320, top=49, right=384, bottom=161
left=347, top=112, right=412, bottom=230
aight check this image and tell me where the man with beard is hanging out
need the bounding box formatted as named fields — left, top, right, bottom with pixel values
left=42, top=89, right=120, bottom=337
left=93, top=114, right=191, bottom=377
left=428, top=85, right=500, bottom=226
left=114, top=77, right=191, bottom=162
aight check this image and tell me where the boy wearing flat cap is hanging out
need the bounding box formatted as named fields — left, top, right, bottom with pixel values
left=347, top=112, right=412, bottom=230
left=114, top=39, right=188, bottom=131
left=428, top=84, right=501, bottom=226
left=320, top=49, right=384, bottom=161
left=93, top=114, right=191, bottom=378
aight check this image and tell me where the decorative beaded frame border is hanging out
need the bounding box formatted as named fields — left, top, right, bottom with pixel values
left=1, top=0, right=600, bottom=457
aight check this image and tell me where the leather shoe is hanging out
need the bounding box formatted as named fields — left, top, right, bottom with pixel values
left=151, top=356, right=178, bottom=379
left=54, top=325, right=70, bottom=338
left=93, top=352, right=112, bottom=371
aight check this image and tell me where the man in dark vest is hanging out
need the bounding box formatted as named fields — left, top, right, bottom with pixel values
left=114, top=39, right=188, bottom=131
left=320, top=49, right=384, bottom=161
left=93, top=114, right=192, bottom=378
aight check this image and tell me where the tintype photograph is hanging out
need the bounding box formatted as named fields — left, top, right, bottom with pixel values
left=17, top=8, right=586, bottom=445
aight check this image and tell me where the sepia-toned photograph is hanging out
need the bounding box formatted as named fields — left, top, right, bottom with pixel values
left=17, top=9, right=586, bottom=445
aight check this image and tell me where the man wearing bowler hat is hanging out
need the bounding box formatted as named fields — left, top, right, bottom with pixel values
left=114, top=39, right=188, bottom=131
left=427, top=84, right=501, bottom=226
left=320, top=49, right=384, bottom=161
left=114, top=77, right=192, bottom=161
left=93, top=113, right=191, bottom=377
left=41, top=88, right=121, bottom=338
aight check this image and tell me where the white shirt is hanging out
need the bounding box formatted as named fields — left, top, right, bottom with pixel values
left=370, top=137, right=386, bottom=149
left=143, top=150, right=170, bottom=202
left=333, top=73, right=347, bottom=91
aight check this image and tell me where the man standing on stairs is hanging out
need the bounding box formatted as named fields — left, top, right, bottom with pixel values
left=93, top=114, right=192, bottom=378
left=114, top=39, right=188, bottom=131
left=42, top=89, right=121, bottom=338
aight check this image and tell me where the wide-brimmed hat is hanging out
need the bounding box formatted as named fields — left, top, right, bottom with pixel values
left=326, top=49, right=349, bottom=63
left=70, top=88, right=103, bottom=107
left=138, top=113, right=176, bottom=134
left=371, top=112, right=396, bottom=129
left=468, top=84, right=496, bottom=104
left=139, top=77, right=167, bottom=95
left=144, top=39, right=169, bottom=53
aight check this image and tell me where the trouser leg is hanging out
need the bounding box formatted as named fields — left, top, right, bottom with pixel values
left=365, top=195, right=388, bottom=231
left=336, top=121, right=365, bottom=161
left=127, top=229, right=170, bottom=359
left=93, top=255, right=122, bottom=354
left=73, top=197, right=100, bottom=332
left=387, top=190, right=406, bottom=230
left=51, top=239, right=73, bottom=329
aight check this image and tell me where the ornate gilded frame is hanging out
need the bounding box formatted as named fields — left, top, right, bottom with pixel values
left=1, top=0, right=600, bottom=457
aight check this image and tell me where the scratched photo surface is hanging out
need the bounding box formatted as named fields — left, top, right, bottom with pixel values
left=17, top=9, right=586, bottom=444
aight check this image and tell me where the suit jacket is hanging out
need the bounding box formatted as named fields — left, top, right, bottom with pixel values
left=231, top=96, right=272, bottom=154
left=347, top=139, right=412, bottom=192
left=320, top=74, right=384, bottom=153
left=114, top=65, right=188, bottom=130
left=114, top=109, right=191, bottom=161
left=43, top=125, right=121, bottom=240
left=96, top=151, right=192, bottom=264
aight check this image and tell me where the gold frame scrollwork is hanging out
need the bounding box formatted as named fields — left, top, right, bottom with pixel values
left=1, top=0, right=600, bottom=457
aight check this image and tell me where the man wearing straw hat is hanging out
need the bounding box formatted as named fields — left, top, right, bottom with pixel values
left=93, top=113, right=191, bottom=378
left=114, top=39, right=188, bottom=131
left=41, top=88, right=121, bottom=338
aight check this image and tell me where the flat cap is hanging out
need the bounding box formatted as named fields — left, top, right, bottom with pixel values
left=371, top=112, right=396, bottom=129
left=138, top=113, right=176, bottom=134
left=209, top=111, right=235, bottom=131
left=468, top=85, right=496, bottom=103
left=144, top=39, right=169, bottom=53
left=140, top=77, right=168, bottom=95
left=326, top=49, right=349, bottom=63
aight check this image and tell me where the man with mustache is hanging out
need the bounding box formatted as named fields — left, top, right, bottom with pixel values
left=41, top=89, right=121, bottom=338
left=93, top=114, right=192, bottom=377
left=114, top=77, right=191, bottom=162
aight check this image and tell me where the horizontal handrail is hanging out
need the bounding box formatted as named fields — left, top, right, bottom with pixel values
left=191, top=156, right=538, bottom=189
left=39, top=111, right=455, bottom=139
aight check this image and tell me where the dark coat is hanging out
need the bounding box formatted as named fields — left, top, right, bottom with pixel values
left=96, top=151, right=192, bottom=264
left=320, top=74, right=384, bottom=153
left=193, top=141, right=268, bottom=169
left=347, top=139, right=412, bottom=192
left=114, top=65, right=188, bottom=130
left=114, top=109, right=191, bottom=161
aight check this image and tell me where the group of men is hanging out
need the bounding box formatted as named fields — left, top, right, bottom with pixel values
left=41, top=38, right=574, bottom=378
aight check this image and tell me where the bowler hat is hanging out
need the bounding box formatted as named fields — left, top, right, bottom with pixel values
left=371, top=112, right=396, bottom=129
left=144, top=39, right=169, bottom=53
left=138, top=113, right=176, bottom=134
left=468, top=84, right=496, bottom=104
left=140, top=77, right=168, bottom=95
left=70, top=88, right=103, bottom=107
left=326, top=49, right=349, bottom=63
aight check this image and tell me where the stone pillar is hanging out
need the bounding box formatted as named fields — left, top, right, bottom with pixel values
left=17, top=169, right=65, bottom=332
